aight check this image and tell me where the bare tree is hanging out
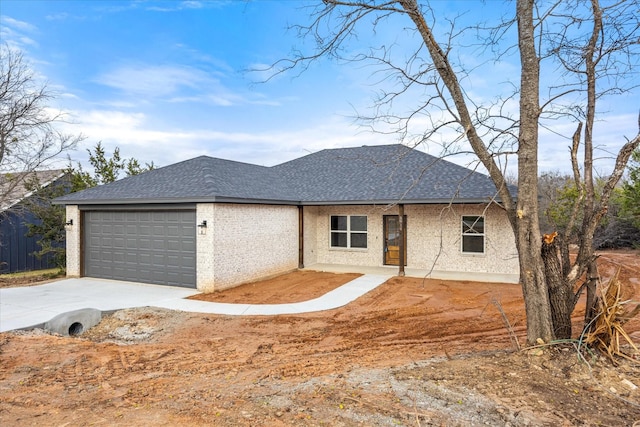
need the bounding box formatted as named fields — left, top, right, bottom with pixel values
left=268, top=0, right=640, bottom=344
left=0, top=44, right=81, bottom=210
left=539, top=0, right=640, bottom=339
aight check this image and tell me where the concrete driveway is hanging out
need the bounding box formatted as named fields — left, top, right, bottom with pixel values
left=0, top=275, right=391, bottom=333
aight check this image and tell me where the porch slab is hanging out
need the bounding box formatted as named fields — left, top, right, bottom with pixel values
left=304, top=263, right=519, bottom=284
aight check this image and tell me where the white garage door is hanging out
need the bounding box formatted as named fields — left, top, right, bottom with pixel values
left=84, top=210, right=196, bottom=288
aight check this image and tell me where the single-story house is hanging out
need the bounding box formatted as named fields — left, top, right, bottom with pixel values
left=1, top=170, right=67, bottom=273
left=54, top=144, right=519, bottom=291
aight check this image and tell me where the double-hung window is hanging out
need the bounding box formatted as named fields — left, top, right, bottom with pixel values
left=330, top=215, right=367, bottom=249
left=461, top=215, right=485, bottom=254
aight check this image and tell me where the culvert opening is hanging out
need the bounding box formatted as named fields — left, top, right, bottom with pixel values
left=68, top=322, right=84, bottom=336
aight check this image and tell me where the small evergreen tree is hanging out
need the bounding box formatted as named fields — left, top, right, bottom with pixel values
left=24, top=143, right=154, bottom=272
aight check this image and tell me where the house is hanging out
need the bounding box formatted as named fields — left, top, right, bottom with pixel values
left=54, top=144, right=519, bottom=291
left=0, top=170, right=67, bottom=273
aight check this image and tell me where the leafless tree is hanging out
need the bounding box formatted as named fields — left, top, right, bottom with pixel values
left=0, top=44, right=82, bottom=211
left=268, top=0, right=639, bottom=344
left=539, top=0, right=640, bottom=339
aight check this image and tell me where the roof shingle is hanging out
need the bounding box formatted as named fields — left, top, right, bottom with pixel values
left=54, top=144, right=513, bottom=205
left=1, top=169, right=67, bottom=211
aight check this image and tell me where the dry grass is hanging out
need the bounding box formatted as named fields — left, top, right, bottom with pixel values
left=0, top=268, right=59, bottom=279
left=583, top=268, right=640, bottom=363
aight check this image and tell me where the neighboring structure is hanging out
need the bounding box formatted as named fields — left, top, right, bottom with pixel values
left=54, top=144, right=520, bottom=291
left=0, top=170, right=67, bottom=273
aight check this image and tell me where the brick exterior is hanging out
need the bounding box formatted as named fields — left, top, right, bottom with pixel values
left=302, top=206, right=318, bottom=267
left=202, top=203, right=299, bottom=292
left=196, top=203, right=216, bottom=291
left=305, top=204, right=519, bottom=281
left=65, top=205, right=81, bottom=277
left=66, top=202, right=518, bottom=289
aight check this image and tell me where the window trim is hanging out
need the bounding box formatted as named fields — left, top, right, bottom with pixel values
left=461, top=215, right=485, bottom=255
left=330, top=215, right=368, bottom=249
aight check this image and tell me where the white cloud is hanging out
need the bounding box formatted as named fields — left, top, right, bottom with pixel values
left=0, top=18, right=38, bottom=48
left=63, top=103, right=639, bottom=180
left=172, top=43, right=234, bottom=75
left=60, top=107, right=395, bottom=169
left=94, top=61, right=286, bottom=108
left=145, top=1, right=206, bottom=12
left=80, top=110, right=147, bottom=130
left=180, top=1, right=204, bottom=9
left=46, top=12, right=69, bottom=21
left=0, top=16, right=37, bottom=32
left=95, top=64, right=213, bottom=97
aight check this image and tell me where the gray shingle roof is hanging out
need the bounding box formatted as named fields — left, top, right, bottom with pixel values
left=54, top=144, right=513, bottom=206
left=1, top=169, right=67, bottom=211
left=273, top=145, right=507, bottom=204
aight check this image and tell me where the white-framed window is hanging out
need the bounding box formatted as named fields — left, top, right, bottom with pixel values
left=461, top=215, right=485, bottom=254
left=330, top=215, right=367, bottom=249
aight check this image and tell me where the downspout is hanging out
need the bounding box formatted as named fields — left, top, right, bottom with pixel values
left=298, top=205, right=304, bottom=269
left=398, top=204, right=405, bottom=277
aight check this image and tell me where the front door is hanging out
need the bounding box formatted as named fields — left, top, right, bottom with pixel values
left=383, top=215, right=406, bottom=266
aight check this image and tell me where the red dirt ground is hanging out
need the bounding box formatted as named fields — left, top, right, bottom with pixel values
left=0, top=251, right=638, bottom=426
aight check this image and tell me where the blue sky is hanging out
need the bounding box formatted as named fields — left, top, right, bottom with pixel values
left=1, top=0, right=638, bottom=176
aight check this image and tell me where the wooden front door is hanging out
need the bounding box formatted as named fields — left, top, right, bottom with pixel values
left=383, top=215, right=406, bottom=266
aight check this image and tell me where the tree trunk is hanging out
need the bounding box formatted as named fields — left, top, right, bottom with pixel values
left=516, top=221, right=554, bottom=343
left=515, top=0, right=554, bottom=344
left=584, top=260, right=599, bottom=326
left=541, top=233, right=572, bottom=339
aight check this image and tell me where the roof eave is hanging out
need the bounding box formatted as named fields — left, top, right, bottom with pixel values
left=53, top=195, right=300, bottom=206
left=300, top=197, right=505, bottom=206
left=54, top=196, right=506, bottom=207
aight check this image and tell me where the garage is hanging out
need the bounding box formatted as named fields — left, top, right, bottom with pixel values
left=83, top=210, right=196, bottom=288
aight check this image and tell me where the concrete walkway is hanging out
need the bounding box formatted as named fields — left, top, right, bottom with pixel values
left=0, top=274, right=391, bottom=332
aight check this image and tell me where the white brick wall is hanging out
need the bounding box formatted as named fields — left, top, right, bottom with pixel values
left=405, top=204, right=519, bottom=276
left=65, top=205, right=81, bottom=277
left=305, top=203, right=519, bottom=279
left=206, top=203, right=299, bottom=291
left=302, top=206, right=318, bottom=266
left=196, top=203, right=216, bottom=292
left=66, top=201, right=517, bottom=289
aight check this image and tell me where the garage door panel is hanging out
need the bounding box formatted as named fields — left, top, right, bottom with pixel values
left=137, top=238, right=152, bottom=249
left=181, top=242, right=195, bottom=252
left=167, top=239, right=182, bottom=251
left=84, top=210, right=196, bottom=288
left=98, top=250, right=112, bottom=262
left=112, top=251, right=126, bottom=263
left=113, top=237, right=126, bottom=248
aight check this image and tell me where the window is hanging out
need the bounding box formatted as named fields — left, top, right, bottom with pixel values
left=461, top=215, right=485, bottom=254
left=330, top=215, right=367, bottom=249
